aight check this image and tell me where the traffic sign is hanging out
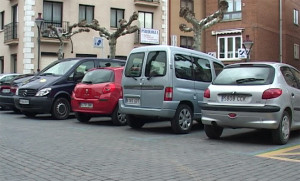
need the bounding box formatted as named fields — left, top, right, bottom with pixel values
left=94, top=37, right=103, bottom=48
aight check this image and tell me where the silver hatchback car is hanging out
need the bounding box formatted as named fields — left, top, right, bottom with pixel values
left=201, top=62, right=300, bottom=144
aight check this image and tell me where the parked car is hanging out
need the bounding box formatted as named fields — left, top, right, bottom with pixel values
left=201, top=62, right=300, bottom=145
left=71, top=67, right=126, bottom=125
left=0, top=73, right=20, bottom=84
left=119, top=45, right=224, bottom=133
left=14, top=58, right=125, bottom=119
left=0, top=74, right=34, bottom=112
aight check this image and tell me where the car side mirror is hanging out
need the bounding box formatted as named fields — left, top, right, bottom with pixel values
left=74, top=72, right=84, bottom=82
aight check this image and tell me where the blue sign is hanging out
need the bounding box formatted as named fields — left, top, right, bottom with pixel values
left=94, top=37, right=103, bottom=48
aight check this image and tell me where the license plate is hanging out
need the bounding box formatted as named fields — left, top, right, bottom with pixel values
left=80, top=102, right=93, bottom=108
left=2, top=89, right=10, bottom=93
left=221, top=95, right=248, bottom=102
left=126, top=97, right=140, bottom=105
left=19, top=99, right=29, bottom=105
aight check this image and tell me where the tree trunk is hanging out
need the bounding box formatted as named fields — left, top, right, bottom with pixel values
left=109, top=37, right=117, bottom=59
left=193, top=28, right=202, bottom=51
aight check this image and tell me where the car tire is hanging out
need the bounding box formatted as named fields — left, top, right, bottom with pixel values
left=171, top=104, right=193, bottom=134
left=23, top=111, right=37, bottom=118
left=127, top=115, right=144, bottom=129
left=204, top=125, right=223, bottom=139
left=75, top=112, right=91, bottom=123
left=51, top=97, right=70, bottom=120
left=272, top=111, right=290, bottom=145
left=111, top=105, right=127, bottom=126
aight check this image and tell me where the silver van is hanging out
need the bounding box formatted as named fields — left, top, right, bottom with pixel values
left=119, top=45, right=224, bottom=133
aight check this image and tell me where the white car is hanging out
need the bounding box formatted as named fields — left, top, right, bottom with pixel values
left=201, top=62, right=300, bottom=145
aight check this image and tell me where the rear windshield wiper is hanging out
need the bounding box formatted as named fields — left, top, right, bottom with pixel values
left=236, top=78, right=265, bottom=84
left=82, top=81, right=93, bottom=84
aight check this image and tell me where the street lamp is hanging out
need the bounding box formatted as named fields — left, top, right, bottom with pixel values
left=35, top=13, right=44, bottom=72
left=243, top=35, right=254, bottom=62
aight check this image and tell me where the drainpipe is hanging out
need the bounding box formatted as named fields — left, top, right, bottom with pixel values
left=279, top=0, right=283, bottom=63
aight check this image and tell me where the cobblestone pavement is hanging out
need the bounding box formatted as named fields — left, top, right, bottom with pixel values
left=0, top=111, right=300, bottom=181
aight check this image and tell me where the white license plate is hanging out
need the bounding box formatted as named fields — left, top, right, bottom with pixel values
left=80, top=102, right=93, bottom=108
left=221, top=95, right=248, bottom=102
left=2, top=89, right=10, bottom=93
left=126, top=97, right=140, bottom=105
left=19, top=99, right=29, bottom=105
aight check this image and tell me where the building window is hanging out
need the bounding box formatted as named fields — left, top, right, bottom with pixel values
left=0, top=11, right=4, bottom=30
left=138, top=11, right=153, bottom=29
left=294, top=9, right=299, bottom=25
left=294, top=44, right=299, bottom=59
left=222, top=0, right=242, bottom=20
left=11, top=54, right=17, bottom=73
left=218, top=35, right=242, bottom=60
left=110, top=8, right=124, bottom=28
left=43, top=1, right=63, bottom=26
left=180, top=36, right=193, bottom=49
left=0, top=57, right=3, bottom=73
left=79, top=5, right=94, bottom=23
left=180, top=0, right=194, bottom=12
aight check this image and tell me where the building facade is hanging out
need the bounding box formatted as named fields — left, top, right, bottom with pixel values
left=0, top=0, right=168, bottom=74
left=204, top=0, right=300, bottom=69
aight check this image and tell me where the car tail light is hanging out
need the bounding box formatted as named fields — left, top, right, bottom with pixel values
left=164, top=87, right=173, bottom=101
left=102, top=84, right=116, bottom=94
left=204, top=88, right=210, bottom=98
left=262, top=88, right=282, bottom=99
left=10, top=86, right=18, bottom=94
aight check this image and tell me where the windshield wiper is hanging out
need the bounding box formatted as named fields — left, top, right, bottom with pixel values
left=82, top=81, right=93, bottom=84
left=236, top=78, right=264, bottom=84
left=40, top=73, right=55, bottom=76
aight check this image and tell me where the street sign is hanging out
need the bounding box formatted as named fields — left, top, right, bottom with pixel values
left=94, top=37, right=103, bottom=48
left=238, top=48, right=248, bottom=59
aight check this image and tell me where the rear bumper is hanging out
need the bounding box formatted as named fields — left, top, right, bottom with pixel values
left=71, top=98, right=115, bottom=115
left=201, top=104, right=282, bottom=129
left=119, top=99, right=177, bottom=118
left=0, top=94, right=15, bottom=109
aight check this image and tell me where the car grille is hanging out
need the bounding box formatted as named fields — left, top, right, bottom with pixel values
left=18, top=89, right=37, bottom=97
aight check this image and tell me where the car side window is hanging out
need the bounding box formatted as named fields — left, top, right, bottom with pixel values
left=192, top=57, right=212, bottom=82
left=69, top=60, right=95, bottom=81
left=281, top=67, right=299, bottom=88
left=213, top=62, right=224, bottom=77
left=145, top=51, right=166, bottom=77
left=290, top=68, right=300, bottom=89
left=125, top=52, right=144, bottom=77
left=174, top=54, right=193, bottom=80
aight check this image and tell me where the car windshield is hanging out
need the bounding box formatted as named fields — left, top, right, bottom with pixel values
left=40, top=59, right=79, bottom=76
left=213, top=65, right=275, bottom=85
left=82, top=69, right=114, bottom=84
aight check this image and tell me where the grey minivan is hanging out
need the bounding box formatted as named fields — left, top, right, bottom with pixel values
left=119, top=45, right=224, bottom=133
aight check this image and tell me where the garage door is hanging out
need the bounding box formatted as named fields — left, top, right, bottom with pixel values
left=40, top=55, right=58, bottom=70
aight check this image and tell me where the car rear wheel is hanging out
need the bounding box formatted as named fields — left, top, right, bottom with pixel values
left=204, top=125, right=223, bottom=139
left=51, top=97, right=70, bottom=120
left=23, top=111, right=37, bottom=118
left=272, top=111, right=290, bottom=145
left=127, top=115, right=144, bottom=129
left=111, top=105, right=127, bottom=126
left=171, top=104, right=193, bottom=134
left=75, top=112, right=91, bottom=123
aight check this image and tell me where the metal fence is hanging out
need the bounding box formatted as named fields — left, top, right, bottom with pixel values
left=4, top=22, right=18, bottom=42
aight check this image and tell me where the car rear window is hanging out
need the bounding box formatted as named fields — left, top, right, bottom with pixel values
left=213, top=65, right=275, bottom=85
left=82, top=69, right=114, bottom=84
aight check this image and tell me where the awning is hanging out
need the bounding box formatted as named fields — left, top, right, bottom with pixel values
left=211, top=28, right=244, bottom=35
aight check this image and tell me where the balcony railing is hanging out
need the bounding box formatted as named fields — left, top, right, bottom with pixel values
left=4, top=22, right=18, bottom=43
left=134, top=0, right=160, bottom=7
left=41, top=21, right=69, bottom=38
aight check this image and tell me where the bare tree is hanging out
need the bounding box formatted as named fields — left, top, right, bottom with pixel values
left=47, top=24, right=90, bottom=60
left=78, top=11, right=139, bottom=58
left=179, top=0, right=229, bottom=51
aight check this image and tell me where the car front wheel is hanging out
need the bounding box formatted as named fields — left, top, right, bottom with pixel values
left=51, top=97, right=70, bottom=120
left=272, top=111, right=290, bottom=145
left=204, top=124, right=223, bottom=139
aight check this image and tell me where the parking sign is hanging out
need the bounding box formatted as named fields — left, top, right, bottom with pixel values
left=94, top=37, right=103, bottom=48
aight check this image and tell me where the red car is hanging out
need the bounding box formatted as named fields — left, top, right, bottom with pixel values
left=71, top=67, right=126, bottom=125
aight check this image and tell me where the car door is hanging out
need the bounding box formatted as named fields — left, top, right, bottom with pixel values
left=281, top=66, right=300, bottom=126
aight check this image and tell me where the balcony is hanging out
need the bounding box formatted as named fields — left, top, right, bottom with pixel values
left=134, top=0, right=160, bottom=7
left=41, top=21, right=69, bottom=41
left=4, top=22, right=18, bottom=45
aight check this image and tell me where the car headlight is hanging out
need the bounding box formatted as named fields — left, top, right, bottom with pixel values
left=35, top=88, right=51, bottom=96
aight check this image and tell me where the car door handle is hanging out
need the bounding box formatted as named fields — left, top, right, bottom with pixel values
left=291, top=93, right=295, bottom=97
